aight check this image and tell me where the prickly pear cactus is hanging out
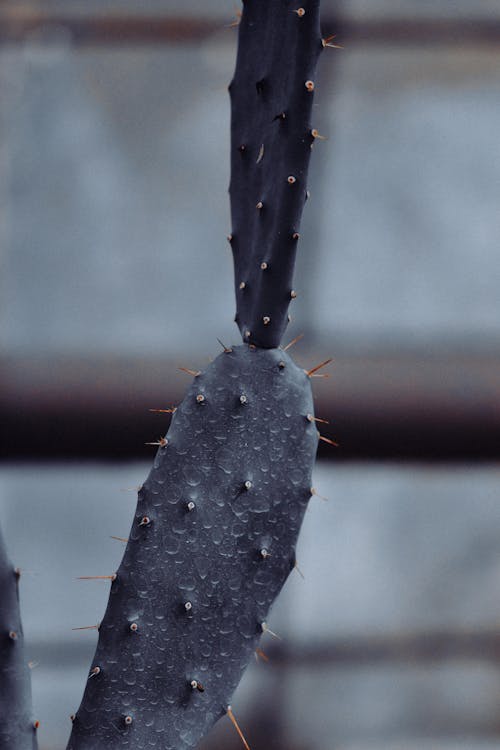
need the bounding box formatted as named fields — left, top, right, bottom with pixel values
left=0, top=526, right=38, bottom=750
left=68, top=1, right=325, bottom=748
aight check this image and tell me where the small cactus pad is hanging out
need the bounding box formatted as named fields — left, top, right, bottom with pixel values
left=0, top=527, right=37, bottom=750
left=230, top=0, right=323, bottom=348
left=68, top=345, right=318, bottom=749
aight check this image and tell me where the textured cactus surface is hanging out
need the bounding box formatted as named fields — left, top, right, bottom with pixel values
left=230, top=0, right=323, bottom=348
left=68, top=345, right=318, bottom=749
left=0, top=526, right=37, bottom=750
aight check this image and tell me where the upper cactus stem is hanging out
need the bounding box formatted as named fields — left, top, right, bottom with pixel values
left=229, top=0, right=323, bottom=348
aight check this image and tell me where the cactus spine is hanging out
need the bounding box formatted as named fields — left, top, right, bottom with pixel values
left=0, top=525, right=38, bottom=750
left=68, top=1, right=324, bottom=748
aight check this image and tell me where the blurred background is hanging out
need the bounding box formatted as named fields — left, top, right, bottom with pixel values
left=0, top=0, right=499, bottom=748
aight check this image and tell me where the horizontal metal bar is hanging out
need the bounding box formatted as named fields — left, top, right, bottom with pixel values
left=0, top=13, right=499, bottom=47
left=27, top=627, right=500, bottom=668
left=268, top=627, right=500, bottom=667
left=1, top=351, right=498, bottom=460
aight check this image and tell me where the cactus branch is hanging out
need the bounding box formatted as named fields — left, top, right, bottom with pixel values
left=0, top=525, right=37, bottom=750
left=230, top=0, right=323, bottom=348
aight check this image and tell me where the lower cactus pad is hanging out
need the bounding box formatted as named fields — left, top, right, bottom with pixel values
left=68, top=344, right=318, bottom=749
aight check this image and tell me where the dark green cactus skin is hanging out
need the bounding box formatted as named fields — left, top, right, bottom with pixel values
left=230, top=0, right=323, bottom=348
left=0, top=526, right=37, bottom=750
left=68, top=345, right=318, bottom=749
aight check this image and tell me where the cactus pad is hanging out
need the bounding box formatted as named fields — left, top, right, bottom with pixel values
left=230, top=0, right=323, bottom=348
left=68, top=345, right=318, bottom=749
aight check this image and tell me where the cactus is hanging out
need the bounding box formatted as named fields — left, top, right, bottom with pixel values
left=67, top=1, right=325, bottom=748
left=0, top=525, right=38, bottom=750
left=230, top=0, right=322, bottom=349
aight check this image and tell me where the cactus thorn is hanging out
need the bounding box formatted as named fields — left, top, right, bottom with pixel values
left=305, top=80, right=315, bottom=92
left=311, top=487, right=328, bottom=502
left=319, top=433, right=339, bottom=447
left=217, top=338, right=233, bottom=353
left=179, top=367, right=201, bottom=377
left=262, top=316, right=271, bottom=326
left=226, top=706, right=251, bottom=750
left=260, top=261, right=268, bottom=270
left=283, top=333, right=304, bottom=351
left=89, top=666, right=101, bottom=678
left=226, top=10, right=242, bottom=29
left=145, top=437, right=168, bottom=447
left=255, top=647, right=270, bottom=662
left=287, top=175, right=297, bottom=184
left=139, top=516, right=151, bottom=526
left=33, top=720, right=40, bottom=730
left=196, top=394, right=206, bottom=404
left=305, top=358, right=332, bottom=377
left=307, top=414, right=329, bottom=425
left=261, top=621, right=281, bottom=640
left=8, top=630, right=18, bottom=640
left=184, top=601, right=193, bottom=612
left=311, top=128, right=327, bottom=141
left=322, top=34, right=343, bottom=49
left=256, top=144, right=264, bottom=164
left=186, top=501, right=196, bottom=512
left=256, top=201, right=263, bottom=210
left=294, top=561, right=305, bottom=580
left=149, top=406, right=176, bottom=414
left=293, top=7, right=306, bottom=17
left=72, top=624, right=100, bottom=631
left=124, top=715, right=133, bottom=726
left=129, top=622, right=138, bottom=632
left=77, top=574, right=116, bottom=581
left=110, top=535, right=129, bottom=543
left=290, top=290, right=297, bottom=299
